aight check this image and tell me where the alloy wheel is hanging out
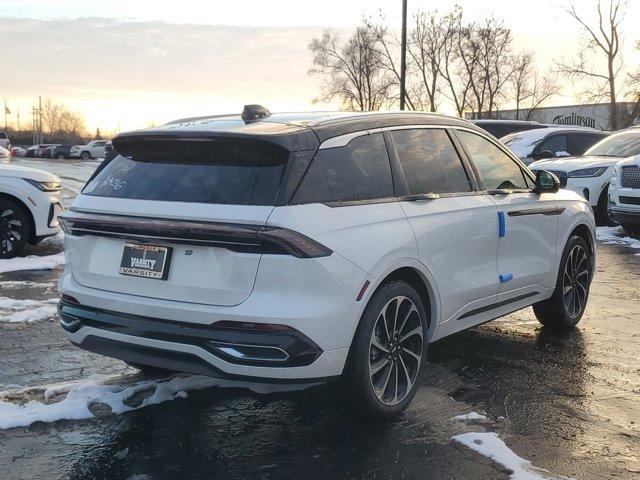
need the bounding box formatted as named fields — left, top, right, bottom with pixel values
left=0, top=208, right=23, bottom=255
left=562, top=245, right=590, bottom=318
left=368, top=296, right=424, bottom=406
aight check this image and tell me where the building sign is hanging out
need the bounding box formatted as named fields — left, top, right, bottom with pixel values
left=552, top=113, right=596, bottom=128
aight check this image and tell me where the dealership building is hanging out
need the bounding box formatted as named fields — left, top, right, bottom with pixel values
left=466, top=102, right=638, bottom=131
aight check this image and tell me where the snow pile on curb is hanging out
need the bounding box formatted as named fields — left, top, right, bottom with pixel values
left=0, top=374, right=313, bottom=429
left=0, top=252, right=65, bottom=274
left=453, top=431, right=568, bottom=479
left=596, top=226, right=640, bottom=255
left=0, top=375, right=220, bottom=429
left=0, top=297, right=58, bottom=323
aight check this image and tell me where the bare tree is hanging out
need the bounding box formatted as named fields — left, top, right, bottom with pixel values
left=557, top=0, right=624, bottom=129
left=511, top=52, right=561, bottom=120
left=309, top=27, right=394, bottom=111
left=471, top=17, right=515, bottom=117
left=438, top=7, right=474, bottom=117
left=40, top=98, right=88, bottom=140
left=405, top=10, right=449, bottom=112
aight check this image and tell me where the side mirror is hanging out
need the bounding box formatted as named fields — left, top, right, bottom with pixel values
left=537, top=150, right=555, bottom=159
left=555, top=151, right=571, bottom=158
left=535, top=170, right=560, bottom=194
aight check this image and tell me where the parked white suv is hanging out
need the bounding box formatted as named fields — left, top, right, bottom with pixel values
left=530, top=129, right=640, bottom=224
left=0, top=131, right=10, bottom=150
left=608, top=155, right=640, bottom=233
left=70, top=140, right=109, bottom=160
left=58, top=109, right=596, bottom=417
left=0, top=164, right=63, bottom=257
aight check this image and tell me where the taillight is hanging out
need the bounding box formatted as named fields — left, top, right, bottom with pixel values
left=58, top=211, right=332, bottom=258
left=257, top=228, right=332, bottom=258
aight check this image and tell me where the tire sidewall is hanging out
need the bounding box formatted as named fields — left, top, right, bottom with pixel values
left=555, top=235, right=592, bottom=326
left=0, top=199, right=30, bottom=259
left=346, top=280, right=429, bottom=417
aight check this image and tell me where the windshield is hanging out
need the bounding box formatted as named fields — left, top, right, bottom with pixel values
left=585, top=131, right=640, bottom=157
left=83, top=138, right=289, bottom=205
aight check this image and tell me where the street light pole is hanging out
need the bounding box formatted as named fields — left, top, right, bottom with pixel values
left=399, top=0, right=407, bottom=111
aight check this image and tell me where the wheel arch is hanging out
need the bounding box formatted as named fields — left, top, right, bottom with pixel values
left=350, top=260, right=441, bottom=344
left=0, top=192, right=36, bottom=243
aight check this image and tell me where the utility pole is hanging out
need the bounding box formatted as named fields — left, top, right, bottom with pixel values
left=38, top=96, right=43, bottom=144
left=399, top=0, right=408, bottom=111
left=3, top=99, right=7, bottom=130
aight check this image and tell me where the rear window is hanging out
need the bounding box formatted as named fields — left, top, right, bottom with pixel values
left=83, top=139, right=288, bottom=205
left=0, top=132, right=7, bottom=139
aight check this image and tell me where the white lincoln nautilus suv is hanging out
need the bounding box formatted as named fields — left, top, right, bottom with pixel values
left=59, top=107, right=596, bottom=417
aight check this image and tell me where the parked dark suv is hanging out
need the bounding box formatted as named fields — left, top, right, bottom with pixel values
left=51, top=144, right=72, bottom=159
left=471, top=119, right=549, bottom=138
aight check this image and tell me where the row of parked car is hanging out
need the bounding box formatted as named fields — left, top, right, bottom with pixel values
left=0, top=137, right=111, bottom=161
left=472, top=119, right=640, bottom=233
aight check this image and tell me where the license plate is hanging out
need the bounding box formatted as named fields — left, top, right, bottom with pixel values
left=119, top=243, right=172, bottom=280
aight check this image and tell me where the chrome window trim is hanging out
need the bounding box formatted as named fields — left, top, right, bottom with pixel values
left=319, top=124, right=463, bottom=150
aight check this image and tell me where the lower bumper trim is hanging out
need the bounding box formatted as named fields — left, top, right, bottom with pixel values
left=72, top=335, right=333, bottom=384
left=609, top=209, right=640, bottom=225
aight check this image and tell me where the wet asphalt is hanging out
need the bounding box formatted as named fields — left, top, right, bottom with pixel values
left=0, top=160, right=639, bottom=480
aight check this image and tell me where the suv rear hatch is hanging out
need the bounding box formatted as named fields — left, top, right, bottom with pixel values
left=63, top=137, right=294, bottom=307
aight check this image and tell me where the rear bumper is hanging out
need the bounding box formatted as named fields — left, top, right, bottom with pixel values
left=59, top=300, right=322, bottom=368
left=58, top=268, right=358, bottom=380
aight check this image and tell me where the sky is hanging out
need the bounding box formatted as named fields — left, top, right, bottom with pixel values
left=1, top=0, right=639, bottom=134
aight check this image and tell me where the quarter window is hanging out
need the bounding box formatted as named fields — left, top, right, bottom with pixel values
left=457, top=130, right=530, bottom=190
left=292, top=133, right=394, bottom=203
left=391, top=129, right=471, bottom=194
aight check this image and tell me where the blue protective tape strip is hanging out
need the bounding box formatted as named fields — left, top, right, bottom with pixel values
left=498, top=211, right=506, bottom=238
left=499, top=273, right=514, bottom=283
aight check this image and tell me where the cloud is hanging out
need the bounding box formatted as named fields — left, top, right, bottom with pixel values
left=0, top=17, right=326, bottom=100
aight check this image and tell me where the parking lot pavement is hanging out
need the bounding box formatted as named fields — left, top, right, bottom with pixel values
left=0, top=159, right=639, bottom=480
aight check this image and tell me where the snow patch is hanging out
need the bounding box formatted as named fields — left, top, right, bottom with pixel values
left=596, top=226, right=640, bottom=255
left=453, top=432, right=570, bottom=479
left=0, top=297, right=58, bottom=323
left=0, top=252, right=65, bottom=274
left=452, top=411, right=489, bottom=422
left=0, top=374, right=314, bottom=429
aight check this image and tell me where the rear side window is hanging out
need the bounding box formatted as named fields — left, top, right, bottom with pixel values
left=568, top=133, right=605, bottom=154
left=392, top=129, right=471, bottom=194
left=457, top=130, right=530, bottom=190
left=83, top=139, right=288, bottom=205
left=538, top=134, right=568, bottom=155
left=292, top=133, right=394, bottom=204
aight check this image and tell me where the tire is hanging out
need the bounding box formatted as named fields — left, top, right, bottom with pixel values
left=621, top=223, right=640, bottom=235
left=533, top=235, right=593, bottom=330
left=344, top=280, right=428, bottom=418
left=81, top=151, right=91, bottom=160
left=0, top=199, right=30, bottom=259
left=57, top=153, right=66, bottom=160
left=125, top=362, right=174, bottom=376
left=596, top=187, right=616, bottom=226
